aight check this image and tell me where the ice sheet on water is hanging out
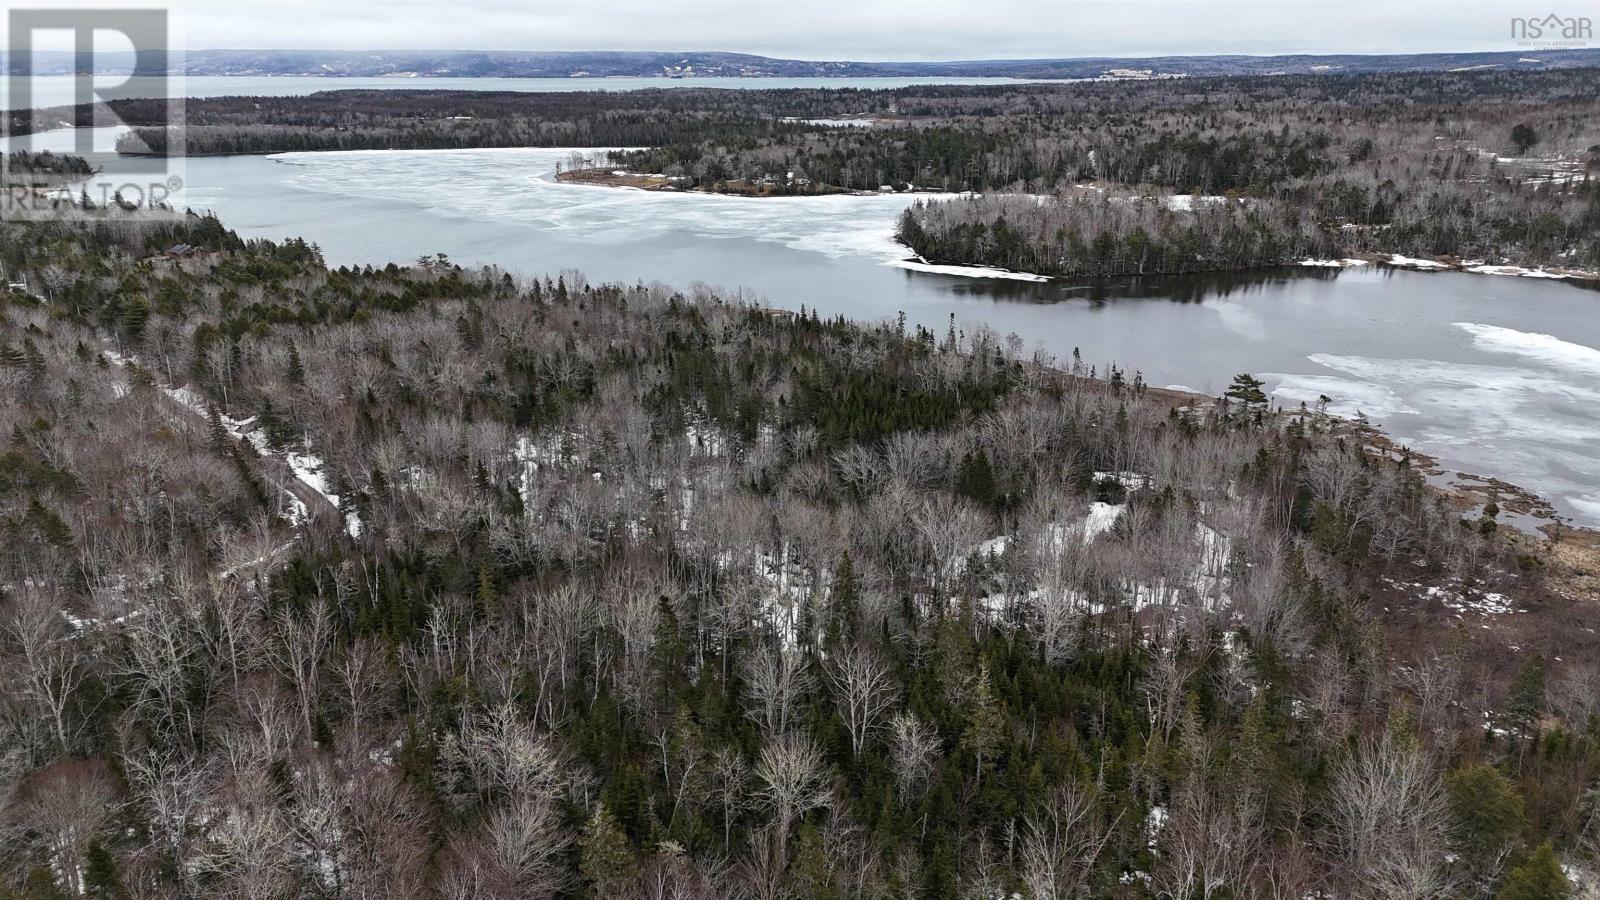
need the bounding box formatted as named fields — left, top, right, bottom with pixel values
left=887, top=258, right=1052, bottom=282
left=1287, top=350, right=1600, bottom=526
left=1571, top=493, right=1600, bottom=522
left=1306, top=353, right=1600, bottom=444
left=1208, top=298, right=1269, bottom=341
left=268, top=146, right=962, bottom=269
left=1266, top=373, right=1418, bottom=419
left=1455, top=322, right=1600, bottom=380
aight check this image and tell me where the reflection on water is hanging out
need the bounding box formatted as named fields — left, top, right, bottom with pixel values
left=945, top=265, right=1350, bottom=305
left=954, top=264, right=1600, bottom=307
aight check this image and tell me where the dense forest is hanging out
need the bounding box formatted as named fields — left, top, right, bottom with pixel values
left=1, top=151, right=95, bottom=190
left=63, top=68, right=1599, bottom=166
left=0, top=209, right=1597, bottom=899
left=894, top=195, right=1337, bottom=278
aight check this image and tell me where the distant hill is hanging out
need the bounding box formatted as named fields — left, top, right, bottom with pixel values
left=9, top=47, right=1600, bottom=79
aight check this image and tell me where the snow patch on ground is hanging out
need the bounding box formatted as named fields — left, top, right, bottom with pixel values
left=1464, top=264, right=1568, bottom=279
left=1094, top=471, right=1152, bottom=492
left=1079, top=502, right=1126, bottom=542
left=753, top=543, right=819, bottom=649
left=219, top=540, right=298, bottom=580
left=1386, top=577, right=1520, bottom=617
left=284, top=451, right=362, bottom=538
left=161, top=385, right=211, bottom=416
left=1298, top=258, right=1371, bottom=268
left=158, top=384, right=355, bottom=535
left=972, top=503, right=1127, bottom=564
left=1304, top=256, right=1584, bottom=280
left=1384, top=254, right=1454, bottom=270
left=684, top=421, right=730, bottom=457
left=60, top=607, right=142, bottom=633
left=1145, top=805, right=1169, bottom=848
left=1161, top=194, right=1228, bottom=212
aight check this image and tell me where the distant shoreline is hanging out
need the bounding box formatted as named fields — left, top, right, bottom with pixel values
left=17, top=45, right=1600, bottom=81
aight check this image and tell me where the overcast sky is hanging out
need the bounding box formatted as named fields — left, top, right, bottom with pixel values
left=16, top=0, right=1585, bottom=59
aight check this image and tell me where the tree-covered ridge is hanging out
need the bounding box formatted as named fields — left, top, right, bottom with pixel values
left=60, top=67, right=1598, bottom=164
left=0, top=214, right=1595, bottom=899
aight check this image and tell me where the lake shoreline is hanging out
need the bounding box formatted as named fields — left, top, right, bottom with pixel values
left=1304, top=253, right=1600, bottom=283
left=1058, top=363, right=1600, bottom=603
left=877, top=245, right=1600, bottom=286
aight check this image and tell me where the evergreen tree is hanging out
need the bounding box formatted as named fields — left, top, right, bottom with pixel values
left=1225, top=373, right=1270, bottom=419
left=955, top=449, right=997, bottom=507
left=789, top=822, right=841, bottom=900
left=475, top=562, right=498, bottom=612
left=26, top=497, right=72, bottom=549
left=826, top=552, right=860, bottom=649
left=207, top=405, right=232, bottom=454
left=83, top=841, right=122, bottom=899
left=258, top=400, right=298, bottom=452
left=286, top=341, right=305, bottom=386
left=962, top=664, right=1005, bottom=784
left=1496, top=843, right=1570, bottom=900
left=120, top=298, right=150, bottom=342
left=579, top=803, right=633, bottom=893
left=1507, top=658, right=1547, bottom=735
left=1510, top=123, right=1540, bottom=156
left=1447, top=764, right=1526, bottom=883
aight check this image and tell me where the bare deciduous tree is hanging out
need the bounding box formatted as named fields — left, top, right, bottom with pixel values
left=1328, top=736, right=1455, bottom=900
left=888, top=712, right=941, bottom=802
left=742, top=645, right=811, bottom=738
left=439, top=792, right=573, bottom=900
left=334, top=635, right=397, bottom=751
left=2, top=759, right=120, bottom=898
left=752, top=731, right=832, bottom=867
left=273, top=601, right=333, bottom=738
left=825, top=645, right=899, bottom=756
left=1019, top=785, right=1115, bottom=900
left=5, top=585, right=91, bottom=752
